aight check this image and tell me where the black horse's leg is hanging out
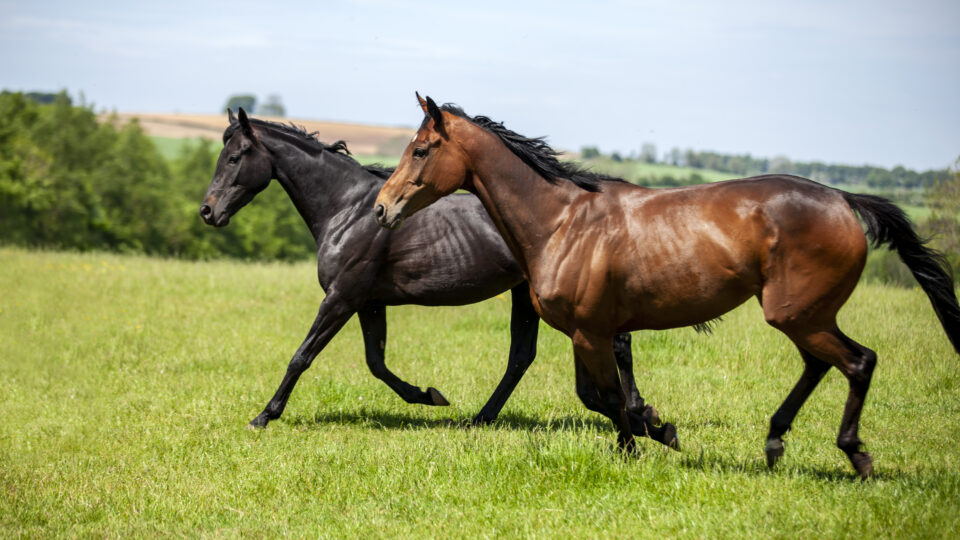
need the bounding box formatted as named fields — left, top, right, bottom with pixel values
left=612, top=333, right=678, bottom=449
left=357, top=305, right=449, bottom=406
left=472, top=283, right=540, bottom=425
left=613, top=333, right=662, bottom=425
left=249, top=296, right=354, bottom=428
left=765, top=348, right=831, bottom=467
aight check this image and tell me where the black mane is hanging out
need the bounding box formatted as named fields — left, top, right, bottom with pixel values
left=224, top=117, right=394, bottom=179
left=438, top=104, right=626, bottom=192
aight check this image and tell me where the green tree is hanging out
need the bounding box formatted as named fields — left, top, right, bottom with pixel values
left=224, top=94, right=256, bottom=113
left=258, top=94, right=286, bottom=117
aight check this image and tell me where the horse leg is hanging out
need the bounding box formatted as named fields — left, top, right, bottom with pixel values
left=765, top=348, right=831, bottom=467
left=357, top=305, right=449, bottom=406
left=613, top=333, right=672, bottom=438
left=472, top=283, right=539, bottom=425
left=785, top=327, right=877, bottom=479
left=249, top=296, right=354, bottom=428
left=572, top=330, right=635, bottom=452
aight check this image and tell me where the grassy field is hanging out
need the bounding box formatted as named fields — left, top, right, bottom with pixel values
left=2, top=247, right=959, bottom=537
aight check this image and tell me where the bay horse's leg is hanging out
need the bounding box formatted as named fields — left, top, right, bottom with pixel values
left=574, top=336, right=679, bottom=449
left=357, top=305, right=449, bottom=406
left=472, top=284, right=539, bottom=425
left=765, top=349, right=831, bottom=467
left=572, top=330, right=635, bottom=452
left=249, top=297, right=354, bottom=428
left=785, top=327, right=877, bottom=479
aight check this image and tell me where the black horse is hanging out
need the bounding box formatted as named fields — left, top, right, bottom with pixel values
left=199, top=109, right=673, bottom=446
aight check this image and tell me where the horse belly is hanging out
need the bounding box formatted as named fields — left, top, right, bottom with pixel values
left=617, top=240, right=762, bottom=331
left=620, top=279, right=755, bottom=331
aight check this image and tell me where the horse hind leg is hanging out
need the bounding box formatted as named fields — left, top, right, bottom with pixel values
left=613, top=333, right=661, bottom=425
left=781, top=325, right=877, bottom=479
left=612, top=333, right=677, bottom=449
left=765, top=348, right=831, bottom=467
left=357, top=306, right=449, bottom=406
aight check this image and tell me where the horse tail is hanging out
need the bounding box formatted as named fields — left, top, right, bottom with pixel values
left=843, top=191, right=960, bottom=354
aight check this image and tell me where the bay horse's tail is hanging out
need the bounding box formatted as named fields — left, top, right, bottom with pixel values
left=843, top=191, right=960, bottom=354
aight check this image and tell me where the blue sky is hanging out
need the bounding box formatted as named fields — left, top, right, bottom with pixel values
left=1, top=0, right=958, bottom=170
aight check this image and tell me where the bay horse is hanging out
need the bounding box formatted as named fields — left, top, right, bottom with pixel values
left=199, top=108, right=672, bottom=444
left=373, top=94, right=960, bottom=478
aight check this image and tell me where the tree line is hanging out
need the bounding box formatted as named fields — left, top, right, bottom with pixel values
left=2, top=91, right=957, bottom=284
left=0, top=91, right=314, bottom=261
left=581, top=145, right=950, bottom=189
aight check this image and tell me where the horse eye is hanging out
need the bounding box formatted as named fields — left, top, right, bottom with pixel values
left=228, top=154, right=240, bottom=164
left=412, top=147, right=428, bottom=159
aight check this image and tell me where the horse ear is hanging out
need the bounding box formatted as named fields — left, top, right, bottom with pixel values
left=237, top=107, right=255, bottom=138
left=425, top=96, right=446, bottom=138
left=416, top=91, right=429, bottom=114
left=227, top=108, right=237, bottom=124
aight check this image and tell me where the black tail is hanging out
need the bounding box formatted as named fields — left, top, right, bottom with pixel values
left=843, top=191, right=960, bottom=354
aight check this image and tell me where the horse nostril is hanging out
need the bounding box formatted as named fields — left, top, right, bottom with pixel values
left=374, top=203, right=385, bottom=219
left=199, top=204, right=212, bottom=219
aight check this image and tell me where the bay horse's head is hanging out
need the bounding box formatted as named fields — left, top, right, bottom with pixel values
left=199, top=108, right=273, bottom=227
left=374, top=93, right=471, bottom=229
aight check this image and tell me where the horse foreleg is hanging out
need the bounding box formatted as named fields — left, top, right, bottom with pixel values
left=249, top=295, right=354, bottom=429
left=357, top=305, right=449, bottom=407
left=572, top=331, right=635, bottom=452
left=472, top=283, right=540, bottom=425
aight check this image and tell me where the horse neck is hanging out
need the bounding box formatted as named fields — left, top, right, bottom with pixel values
left=460, top=129, right=578, bottom=277
left=262, top=133, right=380, bottom=242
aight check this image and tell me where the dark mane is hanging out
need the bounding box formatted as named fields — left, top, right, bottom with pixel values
left=438, top=104, right=626, bottom=192
left=224, top=117, right=394, bottom=179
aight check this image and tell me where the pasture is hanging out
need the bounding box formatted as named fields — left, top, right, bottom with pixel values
left=2, top=247, right=959, bottom=537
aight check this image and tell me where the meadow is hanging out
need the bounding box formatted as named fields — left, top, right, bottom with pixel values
left=2, top=247, right=959, bottom=537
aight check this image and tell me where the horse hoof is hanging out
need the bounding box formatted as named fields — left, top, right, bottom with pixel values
left=427, top=387, right=450, bottom=406
left=471, top=414, right=494, bottom=426
left=851, top=452, right=873, bottom=480
left=248, top=415, right=269, bottom=430
left=765, top=438, right=784, bottom=468
left=663, top=423, right=680, bottom=451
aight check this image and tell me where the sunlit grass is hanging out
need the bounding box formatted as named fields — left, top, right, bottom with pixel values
left=1, top=247, right=959, bottom=537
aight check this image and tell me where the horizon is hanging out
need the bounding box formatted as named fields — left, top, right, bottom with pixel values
left=1, top=0, right=958, bottom=171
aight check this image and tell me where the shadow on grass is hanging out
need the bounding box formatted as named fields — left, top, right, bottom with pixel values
left=283, top=408, right=930, bottom=483
left=285, top=408, right=612, bottom=433
left=676, top=446, right=917, bottom=483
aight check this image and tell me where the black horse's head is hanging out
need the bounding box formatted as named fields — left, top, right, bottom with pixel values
left=199, top=108, right=273, bottom=227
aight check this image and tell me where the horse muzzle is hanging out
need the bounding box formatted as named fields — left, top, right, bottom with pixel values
left=374, top=202, right=404, bottom=230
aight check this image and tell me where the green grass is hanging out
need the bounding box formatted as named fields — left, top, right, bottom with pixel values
left=3, top=247, right=958, bottom=537
left=150, top=135, right=212, bottom=160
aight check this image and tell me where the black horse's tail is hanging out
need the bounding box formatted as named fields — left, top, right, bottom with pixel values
left=843, top=191, right=960, bottom=354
